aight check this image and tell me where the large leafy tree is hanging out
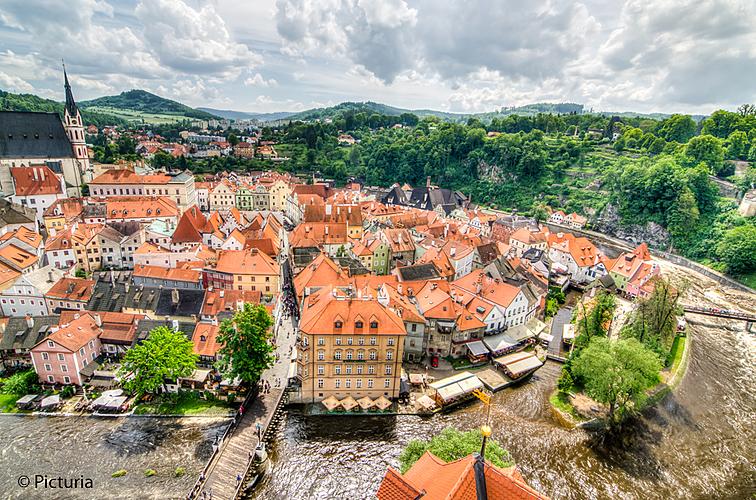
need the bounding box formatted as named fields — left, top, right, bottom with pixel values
left=716, top=224, right=756, bottom=275
left=216, top=303, right=275, bottom=385
left=655, top=114, right=696, bottom=143
left=399, top=428, right=513, bottom=473
left=572, top=337, right=662, bottom=426
left=120, top=327, right=198, bottom=395
left=622, top=277, right=684, bottom=359
left=684, top=134, right=724, bottom=174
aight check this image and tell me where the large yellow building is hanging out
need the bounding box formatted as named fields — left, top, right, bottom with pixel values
left=297, top=286, right=406, bottom=403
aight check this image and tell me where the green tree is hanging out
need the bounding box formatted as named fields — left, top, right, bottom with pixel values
left=668, top=187, right=700, bottom=238
left=120, top=327, right=198, bottom=395
left=216, top=303, right=275, bottom=385
left=399, top=428, right=513, bottom=473
left=656, top=114, right=696, bottom=143
left=1, top=370, right=38, bottom=395
left=684, top=135, right=724, bottom=174
left=573, top=290, right=616, bottom=352
left=621, top=276, right=684, bottom=359
left=572, top=337, right=662, bottom=426
left=716, top=224, right=756, bottom=275
left=228, top=133, right=239, bottom=146
left=725, top=130, right=749, bottom=160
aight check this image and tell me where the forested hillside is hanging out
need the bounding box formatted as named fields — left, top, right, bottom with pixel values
left=0, top=89, right=127, bottom=127
left=80, top=90, right=219, bottom=120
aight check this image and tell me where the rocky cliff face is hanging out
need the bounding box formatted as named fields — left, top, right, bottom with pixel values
left=593, top=204, right=671, bottom=249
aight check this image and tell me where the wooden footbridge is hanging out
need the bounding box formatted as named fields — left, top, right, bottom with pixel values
left=682, top=306, right=756, bottom=322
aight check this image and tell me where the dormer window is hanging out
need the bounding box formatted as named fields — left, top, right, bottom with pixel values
left=200, top=335, right=207, bottom=341
left=334, top=320, right=343, bottom=329
left=355, top=321, right=363, bottom=329
left=370, top=321, right=378, bottom=328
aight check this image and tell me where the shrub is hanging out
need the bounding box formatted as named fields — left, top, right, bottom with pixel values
left=174, top=466, right=186, bottom=477
left=1, top=370, right=38, bottom=395
left=111, top=470, right=127, bottom=478
left=60, top=385, right=75, bottom=399
left=144, top=469, right=156, bottom=477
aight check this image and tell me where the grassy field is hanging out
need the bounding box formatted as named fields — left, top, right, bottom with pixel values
left=83, top=106, right=193, bottom=124
left=133, top=392, right=236, bottom=416
left=667, top=335, right=687, bottom=371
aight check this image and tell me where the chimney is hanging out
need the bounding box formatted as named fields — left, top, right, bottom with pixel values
left=397, top=283, right=403, bottom=295
left=325, top=225, right=329, bottom=235
left=220, top=289, right=225, bottom=298
left=450, top=247, right=456, bottom=257
left=94, top=314, right=102, bottom=327
left=40, top=168, right=45, bottom=181
left=33, top=168, right=38, bottom=181
left=48, top=271, right=53, bottom=282
left=325, top=205, right=332, bottom=216
left=426, top=176, right=431, bottom=188
left=25, top=314, right=33, bottom=329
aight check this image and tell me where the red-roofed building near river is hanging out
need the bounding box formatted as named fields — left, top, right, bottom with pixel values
left=30, top=313, right=103, bottom=385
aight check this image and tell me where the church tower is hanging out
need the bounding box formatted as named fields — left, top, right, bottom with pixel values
left=62, top=65, right=89, bottom=190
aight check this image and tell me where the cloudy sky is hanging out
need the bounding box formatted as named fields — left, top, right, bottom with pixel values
left=0, top=0, right=754, bottom=115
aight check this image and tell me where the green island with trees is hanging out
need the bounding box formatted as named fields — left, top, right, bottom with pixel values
left=554, top=278, right=689, bottom=428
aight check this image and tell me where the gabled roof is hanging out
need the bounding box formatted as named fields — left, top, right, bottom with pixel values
left=202, top=288, right=262, bottom=317
left=193, top=323, right=222, bottom=357
left=171, top=205, right=207, bottom=244
left=133, top=264, right=201, bottom=284
left=293, top=253, right=350, bottom=295
left=377, top=451, right=549, bottom=500
left=10, top=166, right=63, bottom=196
left=35, top=313, right=102, bottom=353
left=299, top=286, right=406, bottom=336
left=105, top=196, right=178, bottom=220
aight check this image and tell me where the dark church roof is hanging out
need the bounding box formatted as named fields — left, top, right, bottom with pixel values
left=397, top=263, right=441, bottom=281
left=381, top=185, right=468, bottom=214
left=64, top=68, right=79, bottom=118
left=0, top=112, right=74, bottom=159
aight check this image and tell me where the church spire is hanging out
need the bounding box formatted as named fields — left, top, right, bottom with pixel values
left=63, top=62, right=79, bottom=117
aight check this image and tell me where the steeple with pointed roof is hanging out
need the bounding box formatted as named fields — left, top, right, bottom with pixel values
left=63, top=64, right=79, bottom=118
left=60, top=63, right=89, bottom=192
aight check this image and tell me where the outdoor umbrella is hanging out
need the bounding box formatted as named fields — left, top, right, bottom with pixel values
left=340, top=396, right=358, bottom=411
left=374, top=395, right=392, bottom=411
left=321, top=395, right=341, bottom=412
left=357, top=396, right=374, bottom=410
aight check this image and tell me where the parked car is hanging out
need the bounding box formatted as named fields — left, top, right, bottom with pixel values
left=431, top=356, right=439, bottom=368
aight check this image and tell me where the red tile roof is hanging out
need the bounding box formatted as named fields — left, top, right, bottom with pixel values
left=10, top=166, right=63, bottom=196
left=193, top=323, right=222, bottom=358
left=45, top=277, right=95, bottom=302
left=133, top=264, right=201, bottom=283
left=202, top=289, right=262, bottom=317
left=215, top=248, right=279, bottom=276
left=377, top=451, right=549, bottom=500
left=35, top=313, right=102, bottom=352
left=299, top=286, right=406, bottom=336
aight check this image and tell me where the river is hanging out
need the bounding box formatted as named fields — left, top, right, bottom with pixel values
left=0, top=416, right=228, bottom=499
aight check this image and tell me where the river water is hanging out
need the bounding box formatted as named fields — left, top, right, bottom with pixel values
left=0, top=416, right=228, bottom=499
